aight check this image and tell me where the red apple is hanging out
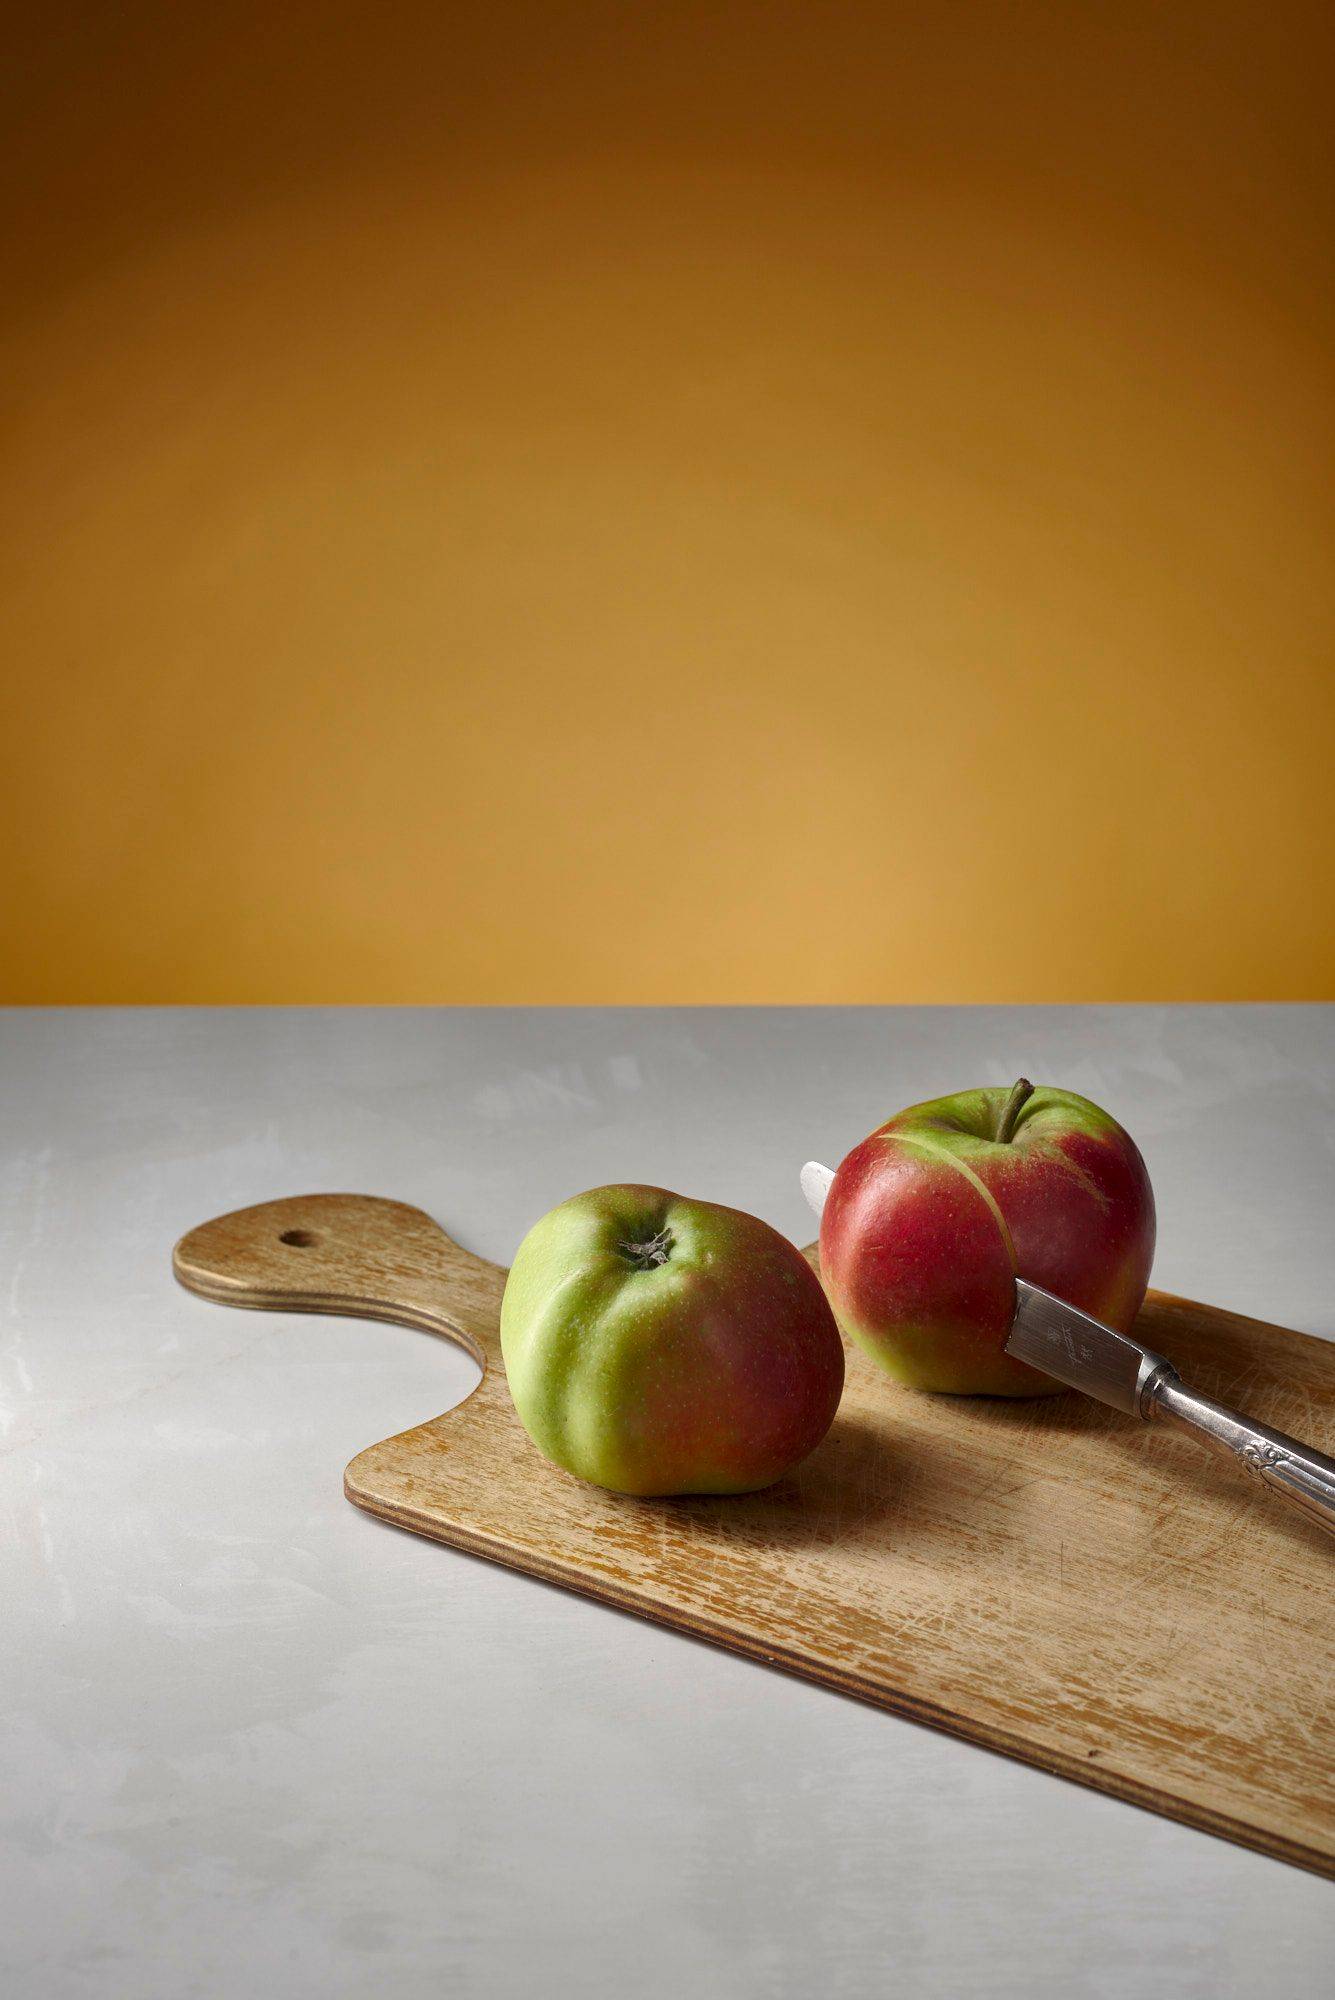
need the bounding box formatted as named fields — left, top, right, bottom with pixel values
left=818, top=1080, right=1155, bottom=1396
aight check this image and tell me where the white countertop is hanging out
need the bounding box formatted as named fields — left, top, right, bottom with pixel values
left=4, top=1006, right=1333, bottom=1997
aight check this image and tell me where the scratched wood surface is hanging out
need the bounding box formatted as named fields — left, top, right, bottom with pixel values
left=173, top=1192, right=1335, bottom=1877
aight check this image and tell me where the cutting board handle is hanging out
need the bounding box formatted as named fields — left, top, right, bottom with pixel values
left=172, top=1193, right=506, bottom=1370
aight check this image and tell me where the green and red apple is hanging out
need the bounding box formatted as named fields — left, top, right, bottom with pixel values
left=818, top=1080, right=1155, bottom=1396
left=502, top=1184, right=845, bottom=1495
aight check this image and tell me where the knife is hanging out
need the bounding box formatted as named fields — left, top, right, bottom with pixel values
left=802, top=1160, right=1335, bottom=1540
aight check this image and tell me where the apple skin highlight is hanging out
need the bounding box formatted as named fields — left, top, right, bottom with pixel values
left=819, top=1084, right=1156, bottom=1396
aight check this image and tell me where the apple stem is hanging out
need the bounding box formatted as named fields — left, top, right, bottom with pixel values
left=994, top=1077, right=1035, bottom=1144
left=619, top=1228, right=675, bottom=1270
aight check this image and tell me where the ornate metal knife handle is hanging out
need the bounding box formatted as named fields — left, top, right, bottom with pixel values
left=1143, top=1368, right=1335, bottom=1538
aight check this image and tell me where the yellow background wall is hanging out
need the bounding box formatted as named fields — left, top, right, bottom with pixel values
left=3, top=2, right=1331, bottom=1001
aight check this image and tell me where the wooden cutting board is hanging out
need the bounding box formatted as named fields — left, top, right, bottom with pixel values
left=173, top=1192, right=1335, bottom=1877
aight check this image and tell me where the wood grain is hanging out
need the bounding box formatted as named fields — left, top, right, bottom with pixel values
left=173, top=1193, right=1335, bottom=1876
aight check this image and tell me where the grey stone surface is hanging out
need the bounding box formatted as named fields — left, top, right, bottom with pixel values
left=3, top=1005, right=1332, bottom=1997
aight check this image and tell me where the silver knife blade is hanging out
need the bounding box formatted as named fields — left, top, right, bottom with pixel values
left=1006, top=1279, right=1170, bottom=1416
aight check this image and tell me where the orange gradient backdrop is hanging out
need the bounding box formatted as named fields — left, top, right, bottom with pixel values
left=3, top=2, right=1332, bottom=1000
